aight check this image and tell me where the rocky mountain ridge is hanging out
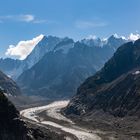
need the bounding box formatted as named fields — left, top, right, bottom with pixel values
left=64, top=39, right=140, bottom=118
left=0, top=70, right=21, bottom=96
left=0, top=34, right=127, bottom=79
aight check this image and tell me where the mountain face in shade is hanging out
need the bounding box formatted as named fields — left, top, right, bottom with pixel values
left=0, top=36, right=62, bottom=79
left=0, top=91, right=30, bottom=140
left=17, top=36, right=126, bottom=99
left=17, top=42, right=96, bottom=98
left=0, top=35, right=127, bottom=80
left=81, top=37, right=105, bottom=47
left=105, top=35, right=127, bottom=50
left=0, top=70, right=21, bottom=96
left=65, top=39, right=140, bottom=117
left=0, top=58, right=21, bottom=79
left=0, top=35, right=127, bottom=99
left=22, top=36, right=62, bottom=70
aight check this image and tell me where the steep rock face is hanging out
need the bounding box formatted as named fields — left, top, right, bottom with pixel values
left=0, top=88, right=69, bottom=140
left=53, top=37, right=74, bottom=53
left=17, top=42, right=97, bottom=98
left=105, top=35, right=127, bottom=50
left=23, top=36, right=61, bottom=69
left=0, top=91, right=30, bottom=140
left=0, top=70, right=21, bottom=96
left=65, top=39, right=140, bottom=117
left=0, top=36, right=62, bottom=79
left=17, top=36, right=127, bottom=99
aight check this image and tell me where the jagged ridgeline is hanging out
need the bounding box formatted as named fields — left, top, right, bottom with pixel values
left=16, top=35, right=126, bottom=99
left=65, top=39, right=140, bottom=117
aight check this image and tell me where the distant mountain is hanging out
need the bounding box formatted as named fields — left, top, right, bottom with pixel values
left=105, top=35, right=127, bottom=50
left=64, top=39, right=140, bottom=118
left=0, top=36, right=74, bottom=79
left=17, top=35, right=126, bottom=99
left=81, top=37, right=105, bottom=47
left=0, top=70, right=21, bottom=96
left=21, top=36, right=74, bottom=71
left=17, top=42, right=94, bottom=98
left=0, top=34, right=128, bottom=99
left=22, top=36, right=61, bottom=69
left=0, top=35, right=127, bottom=79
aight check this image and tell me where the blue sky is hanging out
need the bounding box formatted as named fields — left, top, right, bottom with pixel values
left=0, top=0, right=140, bottom=59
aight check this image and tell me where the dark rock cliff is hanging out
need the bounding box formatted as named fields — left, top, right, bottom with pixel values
left=65, top=39, right=140, bottom=118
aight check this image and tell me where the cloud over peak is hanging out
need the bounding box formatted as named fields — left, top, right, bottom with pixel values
left=112, top=33, right=140, bottom=41
left=5, top=34, right=44, bottom=60
left=128, top=33, right=140, bottom=41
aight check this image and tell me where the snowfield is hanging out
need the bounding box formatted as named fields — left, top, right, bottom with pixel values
left=20, top=100, right=101, bottom=140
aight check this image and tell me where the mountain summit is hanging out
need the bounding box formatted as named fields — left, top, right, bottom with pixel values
left=17, top=35, right=126, bottom=99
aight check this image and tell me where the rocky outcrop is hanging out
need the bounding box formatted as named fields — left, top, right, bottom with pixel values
left=0, top=70, right=21, bottom=96
left=0, top=91, right=31, bottom=140
left=65, top=39, right=140, bottom=118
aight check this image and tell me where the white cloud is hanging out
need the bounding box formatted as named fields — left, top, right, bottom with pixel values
left=0, top=14, right=34, bottom=22
left=128, top=33, right=140, bottom=41
left=0, top=14, right=46, bottom=24
left=5, top=34, right=44, bottom=60
left=18, top=14, right=35, bottom=22
left=75, top=20, right=108, bottom=29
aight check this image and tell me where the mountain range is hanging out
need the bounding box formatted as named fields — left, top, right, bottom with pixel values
left=0, top=35, right=130, bottom=99
left=1, top=35, right=140, bottom=139
left=18, top=35, right=128, bottom=99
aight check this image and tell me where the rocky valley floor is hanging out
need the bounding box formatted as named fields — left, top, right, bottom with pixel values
left=65, top=112, right=140, bottom=140
left=19, top=100, right=140, bottom=140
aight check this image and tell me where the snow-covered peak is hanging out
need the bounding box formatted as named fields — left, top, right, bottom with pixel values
left=23, top=36, right=75, bottom=69
left=23, top=35, right=61, bottom=68
left=80, top=34, right=128, bottom=51
left=54, top=37, right=74, bottom=53
left=128, top=33, right=140, bottom=41
left=112, top=34, right=127, bottom=40
left=113, top=33, right=119, bottom=38
left=86, top=35, right=97, bottom=40
left=5, top=34, right=44, bottom=60
left=108, top=34, right=127, bottom=41
left=81, top=36, right=104, bottom=47
left=133, top=70, right=140, bottom=75
left=108, top=33, right=140, bottom=41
